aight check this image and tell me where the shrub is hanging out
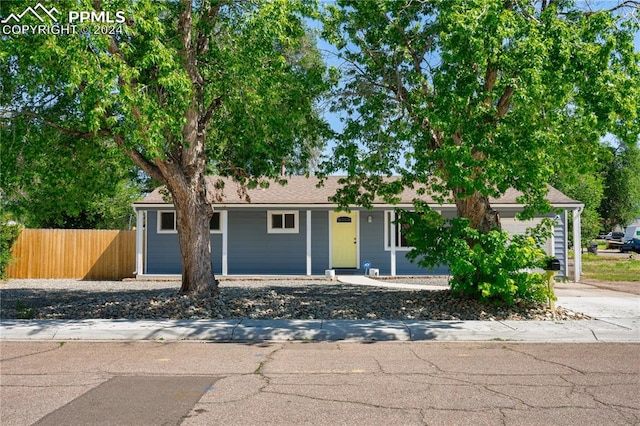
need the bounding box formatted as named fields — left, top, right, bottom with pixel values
left=399, top=206, right=554, bottom=306
left=0, top=220, right=22, bottom=279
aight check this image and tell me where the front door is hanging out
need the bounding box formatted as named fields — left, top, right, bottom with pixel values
left=331, top=211, right=358, bottom=268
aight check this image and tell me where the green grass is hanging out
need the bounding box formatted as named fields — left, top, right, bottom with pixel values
left=581, top=253, right=640, bottom=282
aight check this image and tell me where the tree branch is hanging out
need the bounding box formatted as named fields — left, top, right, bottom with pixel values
left=497, top=86, right=514, bottom=118
left=113, top=134, right=166, bottom=184
left=196, top=1, right=223, bottom=57
left=199, top=95, right=223, bottom=129
left=12, top=110, right=110, bottom=138
left=178, top=0, right=204, bottom=87
left=585, top=0, right=639, bottom=15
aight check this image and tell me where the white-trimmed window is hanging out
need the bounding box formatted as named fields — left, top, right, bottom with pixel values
left=157, top=210, right=223, bottom=234
left=209, top=212, right=223, bottom=234
left=384, top=210, right=442, bottom=251
left=384, top=211, right=410, bottom=250
left=268, top=211, right=299, bottom=233
left=158, top=211, right=177, bottom=233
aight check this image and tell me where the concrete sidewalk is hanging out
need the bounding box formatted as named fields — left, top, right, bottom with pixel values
left=1, top=280, right=638, bottom=343
left=337, top=275, right=447, bottom=290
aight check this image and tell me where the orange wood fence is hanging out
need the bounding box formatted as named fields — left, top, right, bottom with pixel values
left=6, top=229, right=136, bottom=280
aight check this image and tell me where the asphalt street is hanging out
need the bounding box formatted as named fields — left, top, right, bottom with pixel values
left=1, top=341, right=639, bottom=426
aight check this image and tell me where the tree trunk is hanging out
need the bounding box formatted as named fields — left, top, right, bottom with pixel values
left=170, top=178, right=219, bottom=295
left=454, top=190, right=501, bottom=233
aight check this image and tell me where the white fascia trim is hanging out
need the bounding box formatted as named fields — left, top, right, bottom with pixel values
left=134, top=203, right=449, bottom=209
left=134, top=202, right=585, bottom=211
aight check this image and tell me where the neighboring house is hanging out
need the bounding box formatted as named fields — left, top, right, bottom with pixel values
left=132, top=176, right=584, bottom=280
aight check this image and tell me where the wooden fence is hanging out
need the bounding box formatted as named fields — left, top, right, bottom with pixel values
left=6, top=229, right=136, bottom=280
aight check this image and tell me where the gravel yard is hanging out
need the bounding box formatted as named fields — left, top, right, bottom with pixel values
left=0, top=278, right=590, bottom=321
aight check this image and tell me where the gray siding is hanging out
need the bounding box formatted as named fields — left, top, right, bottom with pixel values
left=227, top=210, right=306, bottom=274
left=311, top=211, right=330, bottom=274
left=554, top=211, right=567, bottom=277
left=143, top=206, right=570, bottom=277
left=358, top=211, right=447, bottom=275
left=359, top=210, right=390, bottom=273
left=146, top=211, right=181, bottom=274
left=145, top=210, right=222, bottom=275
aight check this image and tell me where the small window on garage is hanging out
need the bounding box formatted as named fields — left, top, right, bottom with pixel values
left=209, top=212, right=222, bottom=233
left=158, top=211, right=177, bottom=233
left=268, top=211, right=298, bottom=234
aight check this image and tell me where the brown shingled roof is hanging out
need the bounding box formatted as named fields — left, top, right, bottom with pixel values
left=134, top=176, right=582, bottom=207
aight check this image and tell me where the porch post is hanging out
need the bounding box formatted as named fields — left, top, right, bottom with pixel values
left=222, top=210, right=228, bottom=276
left=306, top=210, right=312, bottom=276
left=390, top=210, right=397, bottom=276
left=135, top=209, right=144, bottom=276
left=573, top=207, right=582, bottom=282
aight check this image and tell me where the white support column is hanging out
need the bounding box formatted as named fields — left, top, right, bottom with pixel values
left=573, top=207, right=582, bottom=282
left=306, top=210, right=312, bottom=276
left=135, top=209, right=144, bottom=276
left=390, top=210, right=397, bottom=276
left=222, top=211, right=228, bottom=276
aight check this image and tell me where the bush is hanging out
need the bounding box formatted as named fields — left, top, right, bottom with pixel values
left=400, top=206, right=554, bottom=306
left=0, top=220, right=22, bottom=279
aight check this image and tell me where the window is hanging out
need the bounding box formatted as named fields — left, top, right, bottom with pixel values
left=268, top=211, right=299, bottom=233
left=384, top=210, right=441, bottom=251
left=209, top=212, right=221, bottom=233
left=158, top=210, right=224, bottom=234
left=158, top=211, right=176, bottom=233
left=385, top=211, right=410, bottom=250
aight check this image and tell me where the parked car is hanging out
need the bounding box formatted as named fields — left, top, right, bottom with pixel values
left=605, top=232, right=625, bottom=241
left=620, top=238, right=640, bottom=254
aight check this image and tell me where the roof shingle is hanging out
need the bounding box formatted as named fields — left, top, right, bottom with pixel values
left=134, top=176, right=581, bottom=207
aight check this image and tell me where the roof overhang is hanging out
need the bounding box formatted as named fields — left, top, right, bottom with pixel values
left=133, top=202, right=584, bottom=210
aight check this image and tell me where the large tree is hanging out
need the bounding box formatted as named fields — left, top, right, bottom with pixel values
left=320, top=0, right=639, bottom=229
left=1, top=0, right=329, bottom=294
left=599, top=141, right=640, bottom=229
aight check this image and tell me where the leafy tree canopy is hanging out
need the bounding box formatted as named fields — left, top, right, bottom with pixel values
left=1, top=0, right=331, bottom=294
left=320, top=0, right=639, bottom=225
left=0, top=116, right=145, bottom=229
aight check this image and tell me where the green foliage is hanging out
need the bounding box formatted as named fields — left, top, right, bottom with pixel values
left=400, top=206, right=553, bottom=306
left=1, top=0, right=330, bottom=193
left=15, top=300, right=35, bottom=319
left=319, top=0, right=639, bottom=216
left=318, top=1, right=638, bottom=303
left=599, top=142, right=640, bottom=229
left=0, top=0, right=331, bottom=292
left=0, top=218, right=22, bottom=279
left=0, top=120, right=143, bottom=229
left=550, top=169, right=606, bottom=247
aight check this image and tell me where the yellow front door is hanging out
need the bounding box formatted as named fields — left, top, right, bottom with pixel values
left=331, top=211, right=358, bottom=268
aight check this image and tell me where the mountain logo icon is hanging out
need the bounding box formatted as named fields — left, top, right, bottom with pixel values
left=1, top=3, right=60, bottom=24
